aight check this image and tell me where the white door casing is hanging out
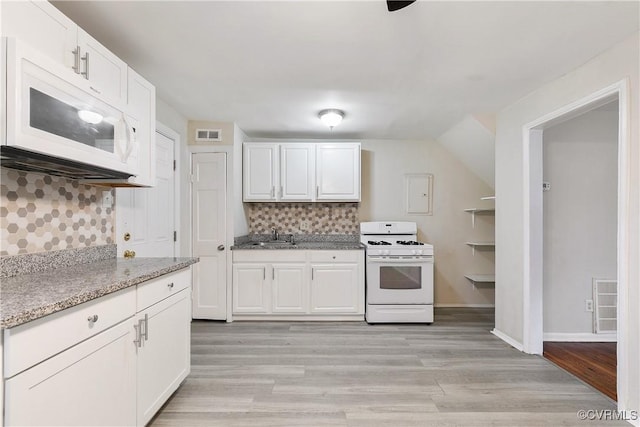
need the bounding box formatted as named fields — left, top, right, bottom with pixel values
left=192, top=152, right=227, bottom=319
left=116, top=129, right=176, bottom=257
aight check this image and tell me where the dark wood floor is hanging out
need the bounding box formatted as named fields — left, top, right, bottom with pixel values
left=543, top=342, right=617, bottom=401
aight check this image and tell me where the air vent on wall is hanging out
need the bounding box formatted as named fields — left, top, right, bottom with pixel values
left=195, top=128, right=222, bottom=142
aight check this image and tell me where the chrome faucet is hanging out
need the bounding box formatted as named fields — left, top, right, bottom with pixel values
left=271, top=227, right=279, bottom=241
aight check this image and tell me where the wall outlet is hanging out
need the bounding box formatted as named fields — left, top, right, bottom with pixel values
left=299, top=220, right=310, bottom=231
left=585, top=299, right=594, bottom=312
left=102, top=190, right=113, bottom=208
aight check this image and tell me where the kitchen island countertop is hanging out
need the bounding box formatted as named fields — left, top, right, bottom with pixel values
left=0, top=257, right=198, bottom=329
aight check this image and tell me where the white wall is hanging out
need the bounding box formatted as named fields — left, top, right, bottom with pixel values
left=437, top=115, right=495, bottom=189
left=359, top=139, right=495, bottom=307
left=542, top=106, right=618, bottom=335
left=495, top=32, right=639, bottom=418
left=233, top=124, right=249, bottom=237
left=156, top=98, right=190, bottom=256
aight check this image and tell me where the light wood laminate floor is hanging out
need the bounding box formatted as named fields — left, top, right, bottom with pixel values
left=150, top=309, right=623, bottom=426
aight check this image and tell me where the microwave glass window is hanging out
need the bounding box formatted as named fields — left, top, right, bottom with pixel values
left=29, top=88, right=115, bottom=153
left=379, top=266, right=422, bottom=290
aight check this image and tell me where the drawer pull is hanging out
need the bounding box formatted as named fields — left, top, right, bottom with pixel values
left=167, top=282, right=174, bottom=289
left=87, top=314, right=99, bottom=323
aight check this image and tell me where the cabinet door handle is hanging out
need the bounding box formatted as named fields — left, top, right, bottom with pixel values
left=280, top=186, right=283, bottom=198
left=272, top=267, right=275, bottom=281
left=87, top=314, right=99, bottom=323
left=316, top=186, right=319, bottom=198
left=133, top=322, right=142, bottom=347
left=217, top=245, right=225, bottom=251
left=81, top=51, right=89, bottom=80
left=142, top=313, right=149, bottom=341
left=263, top=267, right=266, bottom=280
left=271, top=186, right=275, bottom=198
left=72, top=46, right=81, bottom=74
left=311, top=268, right=314, bottom=280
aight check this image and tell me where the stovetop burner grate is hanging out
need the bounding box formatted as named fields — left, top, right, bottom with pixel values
left=397, top=240, right=425, bottom=246
left=367, top=240, right=392, bottom=245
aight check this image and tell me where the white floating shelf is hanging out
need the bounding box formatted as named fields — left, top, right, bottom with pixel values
left=466, top=241, right=495, bottom=255
left=466, top=242, right=495, bottom=247
left=464, top=208, right=495, bottom=214
left=464, top=274, right=496, bottom=284
left=464, top=208, right=495, bottom=227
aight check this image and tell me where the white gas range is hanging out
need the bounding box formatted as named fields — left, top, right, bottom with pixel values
left=360, top=222, right=434, bottom=323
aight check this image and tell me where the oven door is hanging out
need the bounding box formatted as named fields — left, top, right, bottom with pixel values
left=3, top=38, right=137, bottom=175
left=366, top=256, right=434, bottom=304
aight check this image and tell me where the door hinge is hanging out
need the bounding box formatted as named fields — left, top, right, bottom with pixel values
left=173, top=160, right=176, bottom=171
left=174, top=231, right=177, bottom=242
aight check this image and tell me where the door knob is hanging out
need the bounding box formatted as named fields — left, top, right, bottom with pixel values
left=124, top=250, right=136, bottom=259
left=217, top=245, right=225, bottom=251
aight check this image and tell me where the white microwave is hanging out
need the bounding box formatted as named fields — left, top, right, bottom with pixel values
left=1, top=38, right=138, bottom=179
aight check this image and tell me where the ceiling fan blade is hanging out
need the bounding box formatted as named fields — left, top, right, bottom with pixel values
left=387, top=0, right=416, bottom=12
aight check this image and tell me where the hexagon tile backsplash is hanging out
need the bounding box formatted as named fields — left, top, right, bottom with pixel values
left=0, top=168, right=115, bottom=256
left=247, top=202, right=359, bottom=235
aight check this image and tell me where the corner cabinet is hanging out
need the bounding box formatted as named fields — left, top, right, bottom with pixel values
left=243, top=142, right=361, bottom=202
left=232, top=250, right=364, bottom=320
left=2, top=268, right=192, bottom=427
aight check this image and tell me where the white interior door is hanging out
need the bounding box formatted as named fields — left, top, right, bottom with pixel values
left=116, top=130, right=175, bottom=257
left=192, top=152, right=227, bottom=319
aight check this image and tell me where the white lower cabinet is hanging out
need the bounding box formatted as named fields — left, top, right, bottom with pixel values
left=232, top=250, right=364, bottom=319
left=232, top=263, right=270, bottom=313
left=272, top=264, right=307, bottom=313
left=136, top=289, right=190, bottom=426
left=4, top=319, right=136, bottom=426
left=2, top=268, right=192, bottom=427
left=310, top=264, right=359, bottom=314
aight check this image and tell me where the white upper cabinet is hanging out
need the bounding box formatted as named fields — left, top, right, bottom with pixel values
left=243, top=142, right=360, bottom=202
left=125, top=67, right=157, bottom=187
left=280, top=143, right=315, bottom=201
left=316, top=143, right=361, bottom=201
left=76, top=27, right=128, bottom=105
left=1, top=1, right=77, bottom=68
left=243, top=143, right=279, bottom=201
left=1, top=1, right=128, bottom=105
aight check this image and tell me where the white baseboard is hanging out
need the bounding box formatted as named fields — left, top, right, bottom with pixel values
left=491, top=328, right=524, bottom=351
left=543, top=332, right=617, bottom=342
left=435, top=303, right=495, bottom=308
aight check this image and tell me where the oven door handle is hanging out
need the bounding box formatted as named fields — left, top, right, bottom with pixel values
left=367, top=257, right=433, bottom=263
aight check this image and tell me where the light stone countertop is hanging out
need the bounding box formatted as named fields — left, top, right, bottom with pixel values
left=231, top=241, right=364, bottom=250
left=0, top=257, right=198, bottom=329
left=231, top=234, right=364, bottom=251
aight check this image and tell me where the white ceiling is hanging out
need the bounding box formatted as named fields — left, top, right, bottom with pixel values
left=52, top=1, right=639, bottom=141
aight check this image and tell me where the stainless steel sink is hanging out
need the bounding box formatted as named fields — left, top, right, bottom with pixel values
left=249, top=241, right=296, bottom=247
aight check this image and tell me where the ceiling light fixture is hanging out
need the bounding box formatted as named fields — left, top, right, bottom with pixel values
left=318, top=109, right=344, bottom=129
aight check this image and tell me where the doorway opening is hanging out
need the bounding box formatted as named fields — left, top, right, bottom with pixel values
left=522, top=80, right=630, bottom=406
left=539, top=100, right=619, bottom=400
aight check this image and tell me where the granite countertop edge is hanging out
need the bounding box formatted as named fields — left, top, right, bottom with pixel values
left=231, top=234, right=364, bottom=250
left=231, top=242, right=365, bottom=250
left=1, top=257, right=199, bottom=330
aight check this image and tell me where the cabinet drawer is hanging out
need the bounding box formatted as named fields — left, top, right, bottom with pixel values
left=4, top=286, right=135, bottom=378
left=309, top=250, right=362, bottom=263
left=137, top=268, right=191, bottom=312
left=233, top=250, right=306, bottom=263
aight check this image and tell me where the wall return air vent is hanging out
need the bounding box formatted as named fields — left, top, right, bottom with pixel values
left=195, top=128, right=222, bottom=142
